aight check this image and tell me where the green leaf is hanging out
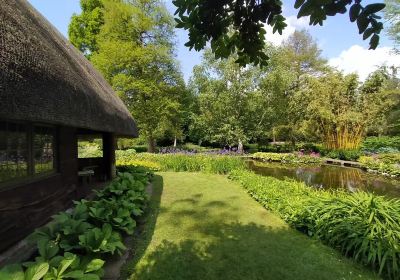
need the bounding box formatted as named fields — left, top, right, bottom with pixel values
left=297, top=2, right=313, bottom=18
left=0, top=264, right=24, bottom=280
left=24, top=262, right=49, bottom=280
left=363, top=3, right=386, bottom=15
left=369, top=34, right=380, bottom=50
left=349, top=4, right=361, bottom=22
left=38, top=240, right=59, bottom=260
left=62, top=270, right=84, bottom=278
left=357, top=16, right=369, bottom=34
left=57, top=254, right=76, bottom=276
left=363, top=28, right=374, bottom=40
left=294, top=0, right=305, bottom=9
left=85, top=259, right=105, bottom=273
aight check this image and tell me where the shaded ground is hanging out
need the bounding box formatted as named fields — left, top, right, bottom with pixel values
left=123, top=172, right=378, bottom=280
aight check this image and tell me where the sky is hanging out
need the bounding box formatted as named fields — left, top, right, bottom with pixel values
left=27, top=0, right=399, bottom=82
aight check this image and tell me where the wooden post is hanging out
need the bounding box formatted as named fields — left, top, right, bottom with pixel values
left=103, top=133, right=116, bottom=180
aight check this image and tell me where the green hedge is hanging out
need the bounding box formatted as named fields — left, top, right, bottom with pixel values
left=229, top=169, right=400, bottom=279
left=0, top=167, right=152, bottom=280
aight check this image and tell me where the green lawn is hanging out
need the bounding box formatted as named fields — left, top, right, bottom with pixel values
left=123, top=172, right=378, bottom=280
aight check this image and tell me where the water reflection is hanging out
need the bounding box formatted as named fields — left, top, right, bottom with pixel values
left=247, top=160, right=400, bottom=197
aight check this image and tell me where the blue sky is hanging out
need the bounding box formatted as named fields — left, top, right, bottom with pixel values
left=27, top=0, right=398, bottom=81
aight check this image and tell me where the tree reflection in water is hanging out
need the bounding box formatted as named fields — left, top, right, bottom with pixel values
left=247, top=160, right=400, bottom=198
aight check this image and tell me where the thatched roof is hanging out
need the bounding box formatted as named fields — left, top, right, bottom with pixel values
left=0, top=0, right=138, bottom=137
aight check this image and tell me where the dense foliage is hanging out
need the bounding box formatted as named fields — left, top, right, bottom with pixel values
left=69, top=2, right=399, bottom=152
left=173, top=0, right=385, bottom=67
left=117, top=153, right=245, bottom=174
left=359, top=154, right=400, bottom=177
left=69, top=0, right=190, bottom=152
left=252, top=152, right=322, bottom=164
left=188, top=30, right=399, bottom=151
left=188, top=49, right=267, bottom=151
left=362, top=136, right=400, bottom=153
left=0, top=168, right=152, bottom=280
left=229, top=169, right=400, bottom=279
left=384, top=0, right=400, bottom=52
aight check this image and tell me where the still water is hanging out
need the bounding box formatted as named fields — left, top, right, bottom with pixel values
left=247, top=160, right=400, bottom=198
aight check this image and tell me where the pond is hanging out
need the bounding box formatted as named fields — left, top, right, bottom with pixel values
left=247, top=160, right=400, bottom=198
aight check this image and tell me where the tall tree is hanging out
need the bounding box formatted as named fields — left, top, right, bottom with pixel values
left=69, top=0, right=187, bottom=152
left=363, top=66, right=400, bottom=135
left=259, top=30, right=328, bottom=145
left=384, top=0, right=400, bottom=52
left=189, top=49, right=267, bottom=152
left=69, top=0, right=104, bottom=57
left=301, top=71, right=390, bottom=150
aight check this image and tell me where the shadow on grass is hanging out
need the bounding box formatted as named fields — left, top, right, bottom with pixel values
left=131, top=221, right=373, bottom=280
left=122, top=173, right=376, bottom=280
left=131, top=197, right=375, bottom=280
left=120, top=174, right=164, bottom=279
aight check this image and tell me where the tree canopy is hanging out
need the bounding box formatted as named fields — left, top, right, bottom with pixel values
left=384, top=0, right=400, bottom=52
left=69, top=0, right=188, bottom=152
left=173, top=0, right=386, bottom=67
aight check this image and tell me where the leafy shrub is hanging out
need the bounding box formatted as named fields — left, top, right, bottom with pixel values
left=257, top=143, right=294, bottom=153
left=78, top=141, right=103, bottom=158
left=362, top=136, right=400, bottom=153
left=252, top=152, right=323, bottom=164
left=2, top=169, right=151, bottom=279
left=116, top=159, right=161, bottom=171
left=229, top=169, right=400, bottom=279
left=78, top=224, right=126, bottom=255
left=131, top=145, right=148, bottom=153
left=115, top=149, right=137, bottom=160
left=0, top=252, right=104, bottom=280
left=323, top=149, right=362, bottom=161
left=124, top=153, right=246, bottom=174
left=359, top=155, right=400, bottom=177
left=377, top=153, right=400, bottom=164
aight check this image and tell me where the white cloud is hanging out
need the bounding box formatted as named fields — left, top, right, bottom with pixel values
left=264, top=15, right=309, bottom=45
left=329, top=45, right=400, bottom=81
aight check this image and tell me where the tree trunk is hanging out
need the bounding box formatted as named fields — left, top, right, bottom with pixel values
left=272, top=128, right=276, bottom=143
left=291, top=138, right=296, bottom=150
left=174, top=136, right=177, bottom=148
left=238, top=139, right=244, bottom=154
left=147, top=136, right=156, bottom=153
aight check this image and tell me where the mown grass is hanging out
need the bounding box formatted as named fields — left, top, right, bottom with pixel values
left=123, top=172, right=378, bottom=280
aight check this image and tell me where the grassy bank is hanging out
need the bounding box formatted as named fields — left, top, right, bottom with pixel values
left=124, top=172, right=377, bottom=280
left=229, top=169, right=400, bottom=279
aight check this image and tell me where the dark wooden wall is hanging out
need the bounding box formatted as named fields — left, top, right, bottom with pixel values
left=0, top=126, right=79, bottom=252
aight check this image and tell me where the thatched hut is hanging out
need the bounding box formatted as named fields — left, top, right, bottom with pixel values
left=0, top=0, right=138, bottom=252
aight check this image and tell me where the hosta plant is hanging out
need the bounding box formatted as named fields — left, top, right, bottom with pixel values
left=78, top=224, right=126, bottom=255
left=88, top=199, right=137, bottom=234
